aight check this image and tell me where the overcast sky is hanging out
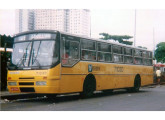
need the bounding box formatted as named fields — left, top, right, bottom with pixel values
left=1, top=8, right=165, bottom=50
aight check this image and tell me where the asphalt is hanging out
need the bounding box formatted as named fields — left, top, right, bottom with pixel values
left=1, top=83, right=164, bottom=99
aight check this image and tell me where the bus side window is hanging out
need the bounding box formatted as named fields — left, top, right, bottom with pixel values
left=62, top=37, right=80, bottom=66
left=81, top=39, right=96, bottom=61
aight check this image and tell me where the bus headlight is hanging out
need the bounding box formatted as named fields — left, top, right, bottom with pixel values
left=36, top=81, right=47, bottom=86
left=8, top=82, right=17, bottom=86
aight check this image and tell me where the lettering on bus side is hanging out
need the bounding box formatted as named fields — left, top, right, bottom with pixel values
left=93, top=66, right=100, bottom=71
left=36, top=71, right=47, bottom=75
left=114, top=66, right=124, bottom=72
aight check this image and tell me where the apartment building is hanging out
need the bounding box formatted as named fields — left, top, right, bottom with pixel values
left=15, top=9, right=91, bottom=37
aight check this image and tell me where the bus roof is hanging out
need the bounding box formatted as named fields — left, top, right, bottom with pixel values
left=14, top=30, right=152, bottom=52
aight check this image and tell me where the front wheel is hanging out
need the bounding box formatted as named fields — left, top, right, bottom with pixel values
left=80, top=76, right=96, bottom=98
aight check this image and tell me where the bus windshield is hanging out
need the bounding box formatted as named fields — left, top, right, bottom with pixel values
left=11, top=40, right=56, bottom=69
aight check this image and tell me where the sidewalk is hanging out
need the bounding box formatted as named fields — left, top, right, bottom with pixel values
left=0, top=90, right=26, bottom=97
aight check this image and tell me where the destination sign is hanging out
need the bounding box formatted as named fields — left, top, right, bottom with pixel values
left=14, top=33, right=56, bottom=42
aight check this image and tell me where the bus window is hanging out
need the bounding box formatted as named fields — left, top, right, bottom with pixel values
left=134, top=57, right=143, bottom=64
left=113, top=45, right=122, bottom=54
left=148, top=52, right=152, bottom=58
left=97, top=43, right=112, bottom=62
left=134, top=50, right=142, bottom=57
left=98, top=52, right=112, bottom=62
left=81, top=40, right=96, bottom=61
left=81, top=40, right=96, bottom=50
left=82, top=50, right=96, bottom=61
left=98, top=43, right=111, bottom=52
left=142, top=51, right=149, bottom=58
left=113, top=54, right=123, bottom=63
left=144, top=59, right=152, bottom=66
left=124, top=48, right=132, bottom=56
left=124, top=56, right=133, bottom=64
left=62, top=37, right=80, bottom=66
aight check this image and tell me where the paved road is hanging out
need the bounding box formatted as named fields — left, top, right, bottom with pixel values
left=1, top=85, right=165, bottom=111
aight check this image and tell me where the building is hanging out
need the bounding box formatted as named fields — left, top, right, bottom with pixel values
left=68, top=9, right=91, bottom=37
left=15, top=9, right=91, bottom=37
left=15, top=9, right=34, bottom=33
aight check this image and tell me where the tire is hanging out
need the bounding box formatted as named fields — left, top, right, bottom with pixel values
left=80, top=75, right=96, bottom=98
left=128, top=75, right=141, bottom=92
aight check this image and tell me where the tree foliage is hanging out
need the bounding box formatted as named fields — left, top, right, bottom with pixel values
left=155, top=42, right=165, bottom=63
left=99, top=33, right=133, bottom=45
left=0, top=34, right=14, bottom=48
left=137, top=46, right=147, bottom=49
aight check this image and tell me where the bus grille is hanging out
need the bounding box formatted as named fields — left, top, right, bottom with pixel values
left=19, top=82, right=34, bottom=85
left=19, top=77, right=34, bottom=79
left=20, top=87, right=35, bottom=92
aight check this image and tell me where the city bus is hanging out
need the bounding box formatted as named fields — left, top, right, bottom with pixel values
left=7, top=30, right=153, bottom=98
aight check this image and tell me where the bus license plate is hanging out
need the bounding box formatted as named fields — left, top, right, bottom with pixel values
left=11, top=87, right=19, bottom=91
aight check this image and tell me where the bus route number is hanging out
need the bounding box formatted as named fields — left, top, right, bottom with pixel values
left=114, top=66, right=124, bottom=72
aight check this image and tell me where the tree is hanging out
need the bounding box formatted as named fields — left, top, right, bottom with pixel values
left=155, top=42, right=165, bottom=63
left=137, top=46, right=147, bottom=49
left=0, top=34, right=14, bottom=91
left=0, top=35, right=14, bottom=48
left=99, top=33, right=133, bottom=45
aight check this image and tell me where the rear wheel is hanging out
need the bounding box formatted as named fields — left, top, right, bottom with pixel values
left=127, top=75, right=141, bottom=92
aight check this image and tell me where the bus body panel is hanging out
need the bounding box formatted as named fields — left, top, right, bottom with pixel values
left=7, top=64, right=61, bottom=93
left=8, top=61, right=153, bottom=94
left=59, top=61, right=153, bottom=93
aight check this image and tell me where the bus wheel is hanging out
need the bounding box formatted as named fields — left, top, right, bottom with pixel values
left=128, top=75, right=141, bottom=92
left=80, top=75, right=96, bottom=98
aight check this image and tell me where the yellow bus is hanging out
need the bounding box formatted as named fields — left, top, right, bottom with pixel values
left=7, top=30, right=153, bottom=98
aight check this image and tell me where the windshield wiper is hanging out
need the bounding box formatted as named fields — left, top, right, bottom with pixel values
left=31, top=41, right=41, bottom=68
left=15, top=42, right=31, bottom=68
left=16, top=52, right=27, bottom=68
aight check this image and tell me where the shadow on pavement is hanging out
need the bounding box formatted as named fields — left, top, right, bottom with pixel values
left=1, top=89, right=149, bottom=104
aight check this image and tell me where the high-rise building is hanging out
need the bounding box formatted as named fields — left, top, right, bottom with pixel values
left=68, top=9, right=91, bottom=37
left=15, top=9, right=34, bottom=33
left=15, top=9, right=91, bottom=37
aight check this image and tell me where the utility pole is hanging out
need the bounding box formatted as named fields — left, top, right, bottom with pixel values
left=153, top=27, right=156, bottom=64
left=134, top=9, right=136, bottom=47
left=153, top=27, right=155, bottom=53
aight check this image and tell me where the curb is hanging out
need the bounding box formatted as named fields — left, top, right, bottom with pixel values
left=1, top=93, right=44, bottom=100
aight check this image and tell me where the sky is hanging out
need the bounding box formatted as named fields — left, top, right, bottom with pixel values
left=1, top=1, right=165, bottom=51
